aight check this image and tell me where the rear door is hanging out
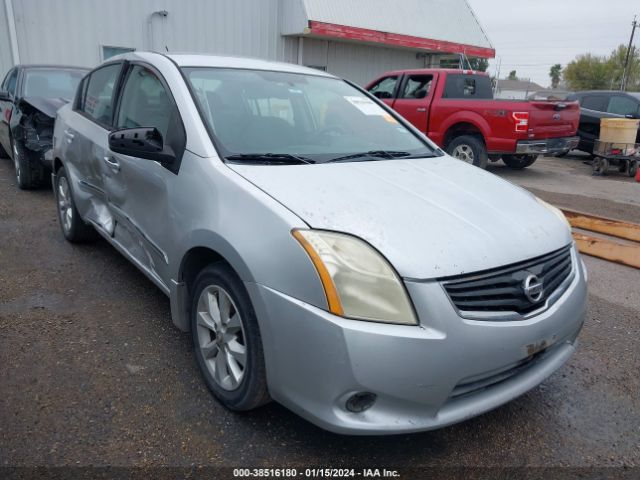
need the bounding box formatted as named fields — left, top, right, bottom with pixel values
left=64, top=61, right=124, bottom=229
left=0, top=68, right=18, bottom=154
left=104, top=62, right=186, bottom=286
left=391, top=73, right=435, bottom=133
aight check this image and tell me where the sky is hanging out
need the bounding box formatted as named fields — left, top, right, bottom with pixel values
left=465, top=0, right=639, bottom=88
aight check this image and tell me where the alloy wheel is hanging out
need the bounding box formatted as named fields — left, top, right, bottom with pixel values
left=452, top=144, right=475, bottom=164
left=13, top=143, right=21, bottom=183
left=196, top=285, right=247, bottom=391
left=57, top=176, right=73, bottom=233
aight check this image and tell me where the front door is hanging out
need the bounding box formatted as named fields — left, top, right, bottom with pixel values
left=0, top=68, right=18, bottom=155
left=103, top=63, right=184, bottom=287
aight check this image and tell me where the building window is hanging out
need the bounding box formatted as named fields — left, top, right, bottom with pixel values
left=102, top=45, right=135, bottom=61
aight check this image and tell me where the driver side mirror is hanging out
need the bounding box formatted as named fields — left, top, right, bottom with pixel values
left=0, top=90, right=11, bottom=102
left=108, top=127, right=175, bottom=164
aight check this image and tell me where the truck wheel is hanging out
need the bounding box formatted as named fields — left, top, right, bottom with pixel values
left=629, top=160, right=638, bottom=178
left=446, top=135, right=488, bottom=169
left=13, top=140, right=45, bottom=189
left=502, top=154, right=539, bottom=170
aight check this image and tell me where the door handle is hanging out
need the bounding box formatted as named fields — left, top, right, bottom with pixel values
left=64, top=129, right=75, bottom=143
left=416, top=107, right=427, bottom=112
left=103, top=155, right=120, bottom=173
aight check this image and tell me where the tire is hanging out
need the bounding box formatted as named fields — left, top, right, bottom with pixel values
left=629, top=160, right=638, bottom=178
left=592, top=157, right=608, bottom=176
left=502, top=154, right=539, bottom=170
left=446, top=135, right=488, bottom=169
left=12, top=140, right=45, bottom=190
left=190, top=263, right=270, bottom=411
left=55, top=166, right=96, bottom=242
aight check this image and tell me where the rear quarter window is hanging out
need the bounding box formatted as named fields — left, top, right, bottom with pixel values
left=443, top=74, right=493, bottom=99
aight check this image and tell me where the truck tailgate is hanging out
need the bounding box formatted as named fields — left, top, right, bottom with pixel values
left=528, top=101, right=580, bottom=139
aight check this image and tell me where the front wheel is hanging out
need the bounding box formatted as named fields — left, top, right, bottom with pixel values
left=191, top=263, right=270, bottom=411
left=13, top=140, right=45, bottom=189
left=446, top=135, right=488, bottom=169
left=502, top=154, right=539, bottom=170
left=55, top=166, right=96, bottom=242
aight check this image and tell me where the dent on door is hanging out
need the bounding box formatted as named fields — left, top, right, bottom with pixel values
left=102, top=153, right=170, bottom=284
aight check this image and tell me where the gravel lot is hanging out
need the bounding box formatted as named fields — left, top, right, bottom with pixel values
left=1, top=154, right=639, bottom=471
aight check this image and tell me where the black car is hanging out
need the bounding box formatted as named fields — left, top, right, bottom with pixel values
left=0, top=65, right=88, bottom=189
left=566, top=90, right=640, bottom=154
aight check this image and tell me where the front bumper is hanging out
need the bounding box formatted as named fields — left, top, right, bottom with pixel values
left=247, top=248, right=588, bottom=435
left=516, top=136, right=580, bottom=155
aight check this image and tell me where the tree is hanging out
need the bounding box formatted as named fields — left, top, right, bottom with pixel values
left=549, top=64, right=562, bottom=89
left=563, top=45, right=640, bottom=91
left=507, top=70, right=518, bottom=80
left=563, top=54, right=611, bottom=90
left=468, top=57, right=489, bottom=72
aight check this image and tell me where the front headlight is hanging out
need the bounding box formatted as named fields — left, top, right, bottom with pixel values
left=536, top=197, right=571, bottom=230
left=292, top=229, right=417, bottom=325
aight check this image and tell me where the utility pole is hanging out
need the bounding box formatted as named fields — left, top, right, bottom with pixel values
left=621, top=15, right=637, bottom=91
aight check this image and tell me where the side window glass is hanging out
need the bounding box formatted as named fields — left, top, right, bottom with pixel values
left=400, top=75, right=433, bottom=99
left=581, top=95, right=607, bottom=112
left=607, top=96, right=638, bottom=116
left=116, top=65, right=173, bottom=139
left=5, top=69, right=18, bottom=96
left=81, top=63, right=122, bottom=126
left=368, top=76, right=398, bottom=99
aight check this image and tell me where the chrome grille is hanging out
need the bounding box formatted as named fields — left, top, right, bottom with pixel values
left=442, top=245, right=573, bottom=318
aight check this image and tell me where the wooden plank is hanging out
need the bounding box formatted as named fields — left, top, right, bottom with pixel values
left=562, top=209, right=640, bottom=243
left=572, top=233, right=640, bottom=269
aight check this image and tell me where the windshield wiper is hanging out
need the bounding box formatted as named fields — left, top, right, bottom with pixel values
left=326, top=150, right=433, bottom=163
left=226, top=153, right=315, bottom=165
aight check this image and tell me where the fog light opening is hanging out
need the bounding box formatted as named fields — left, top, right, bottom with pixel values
left=346, top=392, right=377, bottom=413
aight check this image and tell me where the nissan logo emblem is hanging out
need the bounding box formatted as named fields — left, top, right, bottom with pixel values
left=523, top=274, right=544, bottom=303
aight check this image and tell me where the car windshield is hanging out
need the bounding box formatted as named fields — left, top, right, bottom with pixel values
left=182, top=67, right=436, bottom=163
left=23, top=68, right=86, bottom=100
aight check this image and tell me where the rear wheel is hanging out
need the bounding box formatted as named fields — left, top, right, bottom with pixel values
left=191, top=263, right=270, bottom=411
left=446, top=135, right=488, bottom=169
left=502, top=154, right=539, bottom=170
left=629, top=160, right=638, bottom=178
left=55, top=166, right=96, bottom=242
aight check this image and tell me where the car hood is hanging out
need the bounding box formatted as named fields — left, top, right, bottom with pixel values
left=21, top=96, right=69, bottom=118
left=230, top=157, right=573, bottom=279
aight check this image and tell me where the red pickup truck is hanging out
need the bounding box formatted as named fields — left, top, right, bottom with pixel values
left=365, top=69, right=580, bottom=169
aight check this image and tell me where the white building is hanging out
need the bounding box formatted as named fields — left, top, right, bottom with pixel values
left=0, top=0, right=494, bottom=86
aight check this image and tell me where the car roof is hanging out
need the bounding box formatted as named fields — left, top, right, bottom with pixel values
left=16, top=64, right=89, bottom=71
left=107, top=51, right=336, bottom=78
left=376, top=68, right=489, bottom=77
left=572, top=90, right=640, bottom=96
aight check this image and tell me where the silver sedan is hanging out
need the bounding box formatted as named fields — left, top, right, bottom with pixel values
left=52, top=52, right=587, bottom=435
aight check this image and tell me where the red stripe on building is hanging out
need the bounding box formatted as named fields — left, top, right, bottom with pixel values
left=308, top=21, right=495, bottom=59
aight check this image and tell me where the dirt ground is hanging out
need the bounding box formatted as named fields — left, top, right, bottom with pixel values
left=1, top=154, right=639, bottom=472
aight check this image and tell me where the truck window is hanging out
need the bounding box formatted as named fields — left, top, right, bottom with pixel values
left=400, top=75, right=433, bottom=99
left=607, top=96, right=639, bottom=117
left=443, top=74, right=492, bottom=99
left=368, top=76, right=398, bottom=99
left=580, top=95, right=608, bottom=112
